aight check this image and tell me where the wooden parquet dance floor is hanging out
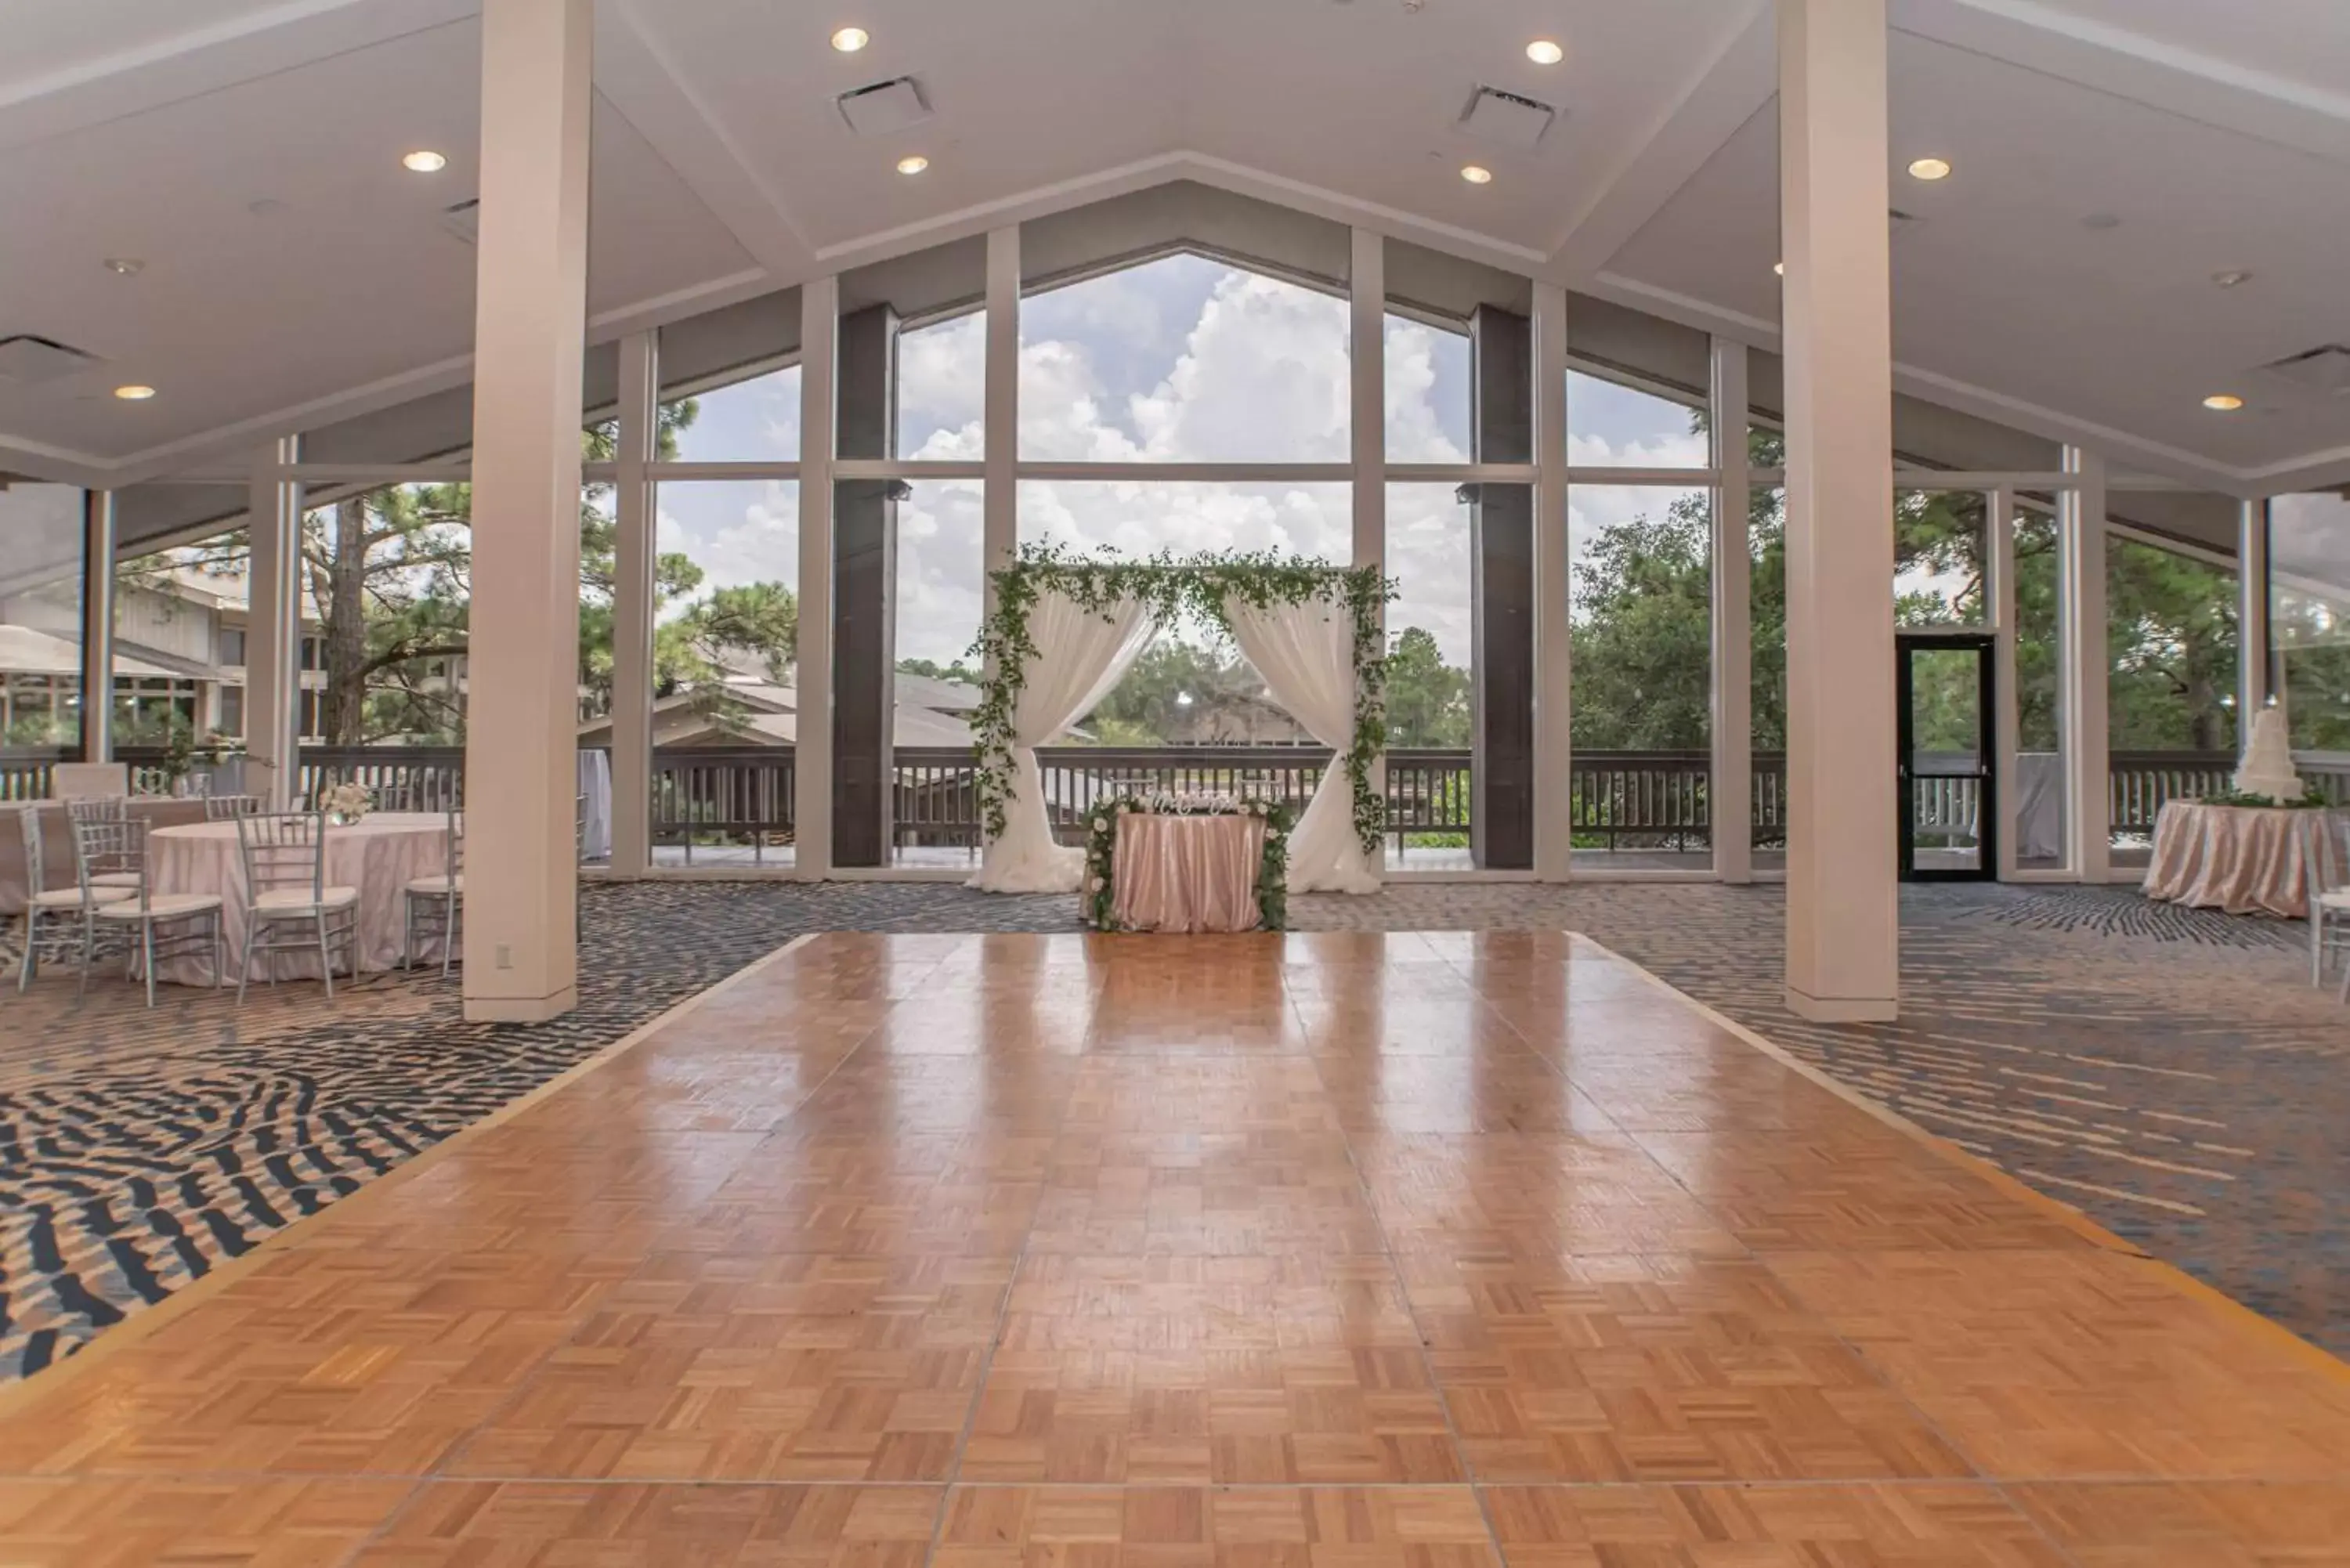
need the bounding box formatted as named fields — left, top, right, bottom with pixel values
left=3, top=930, right=2348, bottom=1565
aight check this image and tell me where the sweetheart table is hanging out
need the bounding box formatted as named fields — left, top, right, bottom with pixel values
left=1107, top=811, right=1268, bottom=933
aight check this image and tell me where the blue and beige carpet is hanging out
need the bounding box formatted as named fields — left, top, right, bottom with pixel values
left=1, top=879, right=2341, bottom=1382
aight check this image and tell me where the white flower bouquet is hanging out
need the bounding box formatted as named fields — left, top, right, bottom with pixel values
left=322, top=781, right=374, bottom=825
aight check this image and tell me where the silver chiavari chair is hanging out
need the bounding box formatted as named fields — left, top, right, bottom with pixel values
left=64, top=796, right=140, bottom=893
left=204, top=794, right=264, bottom=822
left=74, top=816, right=227, bottom=1006
left=234, top=811, right=360, bottom=1004
left=403, top=801, right=465, bottom=978
left=15, top=807, right=131, bottom=991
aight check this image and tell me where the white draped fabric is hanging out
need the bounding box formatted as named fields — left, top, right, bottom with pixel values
left=969, top=590, right=1158, bottom=893
left=1223, top=594, right=1382, bottom=894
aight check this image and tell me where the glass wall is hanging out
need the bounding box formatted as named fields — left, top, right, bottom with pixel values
left=1895, top=490, right=1987, bottom=626
left=1571, top=485, right=1713, bottom=869
left=109, top=524, right=250, bottom=795
left=2012, top=505, right=2066, bottom=870
left=641, top=477, right=801, bottom=866
left=1386, top=483, right=1473, bottom=868
left=1568, top=370, right=1708, bottom=468
left=2106, top=528, right=2239, bottom=862
left=1020, top=252, right=1350, bottom=464
left=2271, top=493, right=2350, bottom=751
left=296, top=484, right=472, bottom=746
left=0, top=484, right=91, bottom=781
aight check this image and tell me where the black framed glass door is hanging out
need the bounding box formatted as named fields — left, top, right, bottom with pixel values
left=1897, top=634, right=1997, bottom=881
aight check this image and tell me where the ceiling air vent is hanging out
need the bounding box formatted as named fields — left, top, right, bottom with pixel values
left=837, top=76, right=931, bottom=137
left=1459, top=85, right=1556, bottom=150
left=0, top=334, right=100, bottom=385
left=441, top=197, right=481, bottom=246
left=2256, top=345, right=2350, bottom=399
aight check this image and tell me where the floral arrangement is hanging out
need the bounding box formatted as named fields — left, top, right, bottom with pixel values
left=321, top=781, right=374, bottom=824
left=2200, top=787, right=2334, bottom=809
left=1082, top=793, right=1295, bottom=932
left=969, top=542, right=1395, bottom=858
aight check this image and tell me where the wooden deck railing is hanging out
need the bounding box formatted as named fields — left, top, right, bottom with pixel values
left=0, top=744, right=2247, bottom=858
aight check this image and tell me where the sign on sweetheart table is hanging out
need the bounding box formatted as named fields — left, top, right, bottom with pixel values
left=146, top=812, right=453, bottom=985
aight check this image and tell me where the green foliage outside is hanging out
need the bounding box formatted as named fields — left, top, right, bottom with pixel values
left=112, top=397, right=801, bottom=750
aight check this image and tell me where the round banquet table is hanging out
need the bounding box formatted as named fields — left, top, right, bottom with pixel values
left=2141, top=801, right=2340, bottom=919
left=146, top=812, right=454, bottom=985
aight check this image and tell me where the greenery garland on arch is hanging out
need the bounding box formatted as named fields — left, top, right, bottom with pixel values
left=968, top=542, right=1398, bottom=858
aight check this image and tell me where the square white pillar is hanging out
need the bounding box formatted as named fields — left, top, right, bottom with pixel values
left=244, top=437, right=304, bottom=807
left=460, top=0, right=592, bottom=1023
left=1780, top=0, right=1898, bottom=1021
left=2059, top=446, right=2110, bottom=882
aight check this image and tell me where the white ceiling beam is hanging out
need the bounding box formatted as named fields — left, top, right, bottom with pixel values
left=1897, top=0, right=2350, bottom=164
left=0, top=0, right=479, bottom=154
left=591, top=0, right=816, bottom=280
left=1548, top=0, right=1777, bottom=279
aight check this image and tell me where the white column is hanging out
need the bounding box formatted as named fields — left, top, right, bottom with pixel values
left=1709, top=338, right=1753, bottom=884
left=460, top=0, right=592, bottom=1023
left=2238, top=498, right=2269, bottom=724
left=244, top=436, right=303, bottom=807
left=1780, top=0, right=1897, bottom=1021
left=1988, top=487, right=2020, bottom=881
left=795, top=275, right=838, bottom=880
left=1532, top=282, right=1573, bottom=882
left=78, top=491, right=116, bottom=764
left=609, top=330, right=657, bottom=876
left=2059, top=445, right=2110, bottom=882
left=1349, top=227, right=1390, bottom=873
left=984, top=228, right=1020, bottom=595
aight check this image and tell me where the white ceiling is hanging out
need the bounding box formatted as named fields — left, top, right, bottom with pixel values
left=0, top=0, right=2346, bottom=493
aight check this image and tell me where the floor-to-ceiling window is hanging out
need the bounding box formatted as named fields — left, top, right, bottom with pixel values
left=2269, top=493, right=2350, bottom=752
left=1567, top=370, right=1712, bottom=870
left=1013, top=237, right=1354, bottom=848
left=638, top=359, right=804, bottom=865
left=2105, top=526, right=2239, bottom=862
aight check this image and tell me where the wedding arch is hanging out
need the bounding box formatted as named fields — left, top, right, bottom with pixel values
left=965, top=544, right=1395, bottom=897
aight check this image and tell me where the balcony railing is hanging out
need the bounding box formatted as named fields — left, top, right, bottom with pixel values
left=0, top=744, right=2246, bottom=860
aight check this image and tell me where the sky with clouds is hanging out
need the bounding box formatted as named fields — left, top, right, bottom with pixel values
left=653, top=252, right=1712, bottom=670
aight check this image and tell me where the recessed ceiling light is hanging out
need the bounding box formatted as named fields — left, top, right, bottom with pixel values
left=113, top=385, right=157, bottom=401
left=1460, top=164, right=1493, bottom=185
left=1525, top=39, right=1564, bottom=64
left=2203, top=393, right=2246, bottom=411
left=402, top=150, right=447, bottom=173
left=895, top=154, right=930, bottom=175
left=1907, top=157, right=1952, bottom=181
left=830, top=26, right=869, bottom=52
left=1773, top=261, right=1784, bottom=276
left=102, top=258, right=144, bottom=276
left=2212, top=269, right=2253, bottom=289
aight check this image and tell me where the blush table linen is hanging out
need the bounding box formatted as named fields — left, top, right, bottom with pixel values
left=2142, top=802, right=2339, bottom=919
left=146, top=812, right=453, bottom=985
left=1109, top=813, right=1266, bottom=934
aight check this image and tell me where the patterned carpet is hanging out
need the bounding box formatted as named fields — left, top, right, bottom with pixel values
left=2, top=877, right=2342, bottom=1385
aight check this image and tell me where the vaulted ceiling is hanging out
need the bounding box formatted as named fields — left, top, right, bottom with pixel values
left=1, top=0, right=2346, bottom=494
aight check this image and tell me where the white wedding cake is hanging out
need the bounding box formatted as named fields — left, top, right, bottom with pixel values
left=2233, top=705, right=2304, bottom=803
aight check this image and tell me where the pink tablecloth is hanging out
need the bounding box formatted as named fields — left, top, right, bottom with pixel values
left=2142, top=802, right=2338, bottom=919
left=147, top=812, right=453, bottom=984
left=1110, top=813, right=1266, bottom=933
